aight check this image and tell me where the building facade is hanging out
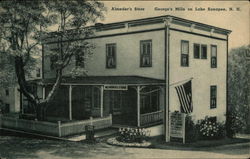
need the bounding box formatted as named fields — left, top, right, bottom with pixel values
left=30, top=15, right=230, bottom=139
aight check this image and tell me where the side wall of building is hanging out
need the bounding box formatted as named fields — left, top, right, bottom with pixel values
left=0, top=85, right=20, bottom=113
left=169, top=29, right=227, bottom=122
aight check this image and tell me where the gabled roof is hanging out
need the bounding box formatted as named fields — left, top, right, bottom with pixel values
left=30, top=76, right=165, bottom=85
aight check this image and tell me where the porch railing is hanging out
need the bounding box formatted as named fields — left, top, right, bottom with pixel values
left=140, top=110, right=163, bottom=127
left=0, top=114, right=112, bottom=137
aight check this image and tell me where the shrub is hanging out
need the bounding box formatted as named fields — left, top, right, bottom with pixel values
left=197, top=116, right=226, bottom=140
left=185, top=115, right=198, bottom=143
left=226, top=110, right=247, bottom=138
left=117, top=127, right=150, bottom=143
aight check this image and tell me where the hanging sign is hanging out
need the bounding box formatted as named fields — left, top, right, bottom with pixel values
left=170, top=111, right=186, bottom=144
left=104, top=85, right=128, bottom=90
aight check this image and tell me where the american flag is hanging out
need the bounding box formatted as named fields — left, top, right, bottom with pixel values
left=175, top=80, right=193, bottom=114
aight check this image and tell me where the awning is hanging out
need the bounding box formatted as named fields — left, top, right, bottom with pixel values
left=30, top=76, right=165, bottom=86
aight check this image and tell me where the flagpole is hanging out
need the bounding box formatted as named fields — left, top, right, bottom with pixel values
left=169, top=77, right=193, bottom=87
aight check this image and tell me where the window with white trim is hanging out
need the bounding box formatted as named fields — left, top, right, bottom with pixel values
left=210, top=85, right=217, bottom=109
left=194, top=44, right=207, bottom=59
left=140, top=40, right=152, bottom=67
left=106, top=44, right=116, bottom=68
left=181, top=40, right=189, bottom=67
left=211, top=45, right=217, bottom=68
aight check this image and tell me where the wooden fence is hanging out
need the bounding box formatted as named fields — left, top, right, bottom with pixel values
left=0, top=114, right=112, bottom=137
left=59, top=114, right=112, bottom=137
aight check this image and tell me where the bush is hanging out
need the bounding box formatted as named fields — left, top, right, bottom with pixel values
left=185, top=115, right=198, bottom=143
left=117, top=127, right=150, bottom=143
left=197, top=116, right=226, bottom=140
left=226, top=110, right=247, bottom=138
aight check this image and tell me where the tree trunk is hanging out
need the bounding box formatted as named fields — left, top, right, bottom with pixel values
left=36, top=69, right=62, bottom=121
left=15, top=55, right=63, bottom=121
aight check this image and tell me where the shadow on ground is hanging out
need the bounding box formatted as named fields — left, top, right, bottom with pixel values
left=0, top=131, right=249, bottom=159
left=0, top=131, right=130, bottom=159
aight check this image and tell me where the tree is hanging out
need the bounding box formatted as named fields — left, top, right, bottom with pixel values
left=0, top=0, right=105, bottom=120
left=227, top=45, right=250, bottom=137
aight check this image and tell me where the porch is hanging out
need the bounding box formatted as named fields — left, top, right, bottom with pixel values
left=25, top=76, right=165, bottom=128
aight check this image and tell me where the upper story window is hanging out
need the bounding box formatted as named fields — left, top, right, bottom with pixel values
left=194, top=44, right=207, bottom=59
left=181, top=40, right=189, bottom=67
left=36, top=68, right=41, bottom=78
left=211, top=45, right=217, bottom=68
left=210, top=85, right=217, bottom=109
left=75, top=54, right=85, bottom=68
left=140, top=40, right=152, bottom=67
left=106, top=43, right=116, bottom=68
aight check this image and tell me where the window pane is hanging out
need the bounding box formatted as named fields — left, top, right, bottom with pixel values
left=108, top=46, right=111, bottom=56
left=201, top=45, right=207, bottom=59
left=181, top=41, right=189, bottom=55
left=140, top=40, right=152, bottom=67
left=211, top=45, right=217, bottom=68
left=211, top=46, right=217, bottom=57
left=211, top=57, right=217, bottom=68
left=194, top=44, right=200, bottom=58
left=112, top=46, right=115, bottom=56
left=143, top=44, right=146, bottom=55
left=147, top=43, right=151, bottom=55
left=210, top=86, right=217, bottom=109
left=181, top=54, right=189, bottom=66
left=106, top=44, right=116, bottom=68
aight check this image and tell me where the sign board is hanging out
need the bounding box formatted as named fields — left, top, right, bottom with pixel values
left=104, top=85, right=128, bottom=91
left=170, top=111, right=186, bottom=144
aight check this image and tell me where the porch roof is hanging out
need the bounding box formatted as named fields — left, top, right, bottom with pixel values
left=31, top=76, right=165, bottom=86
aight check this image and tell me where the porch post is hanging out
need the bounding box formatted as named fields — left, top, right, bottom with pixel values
left=137, top=86, right=141, bottom=127
left=69, top=85, right=72, bottom=120
left=100, top=85, right=104, bottom=117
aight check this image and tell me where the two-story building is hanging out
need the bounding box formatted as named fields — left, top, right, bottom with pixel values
left=26, top=15, right=231, bottom=139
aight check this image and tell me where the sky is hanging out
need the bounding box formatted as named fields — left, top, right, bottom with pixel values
left=97, top=1, right=249, bottom=50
